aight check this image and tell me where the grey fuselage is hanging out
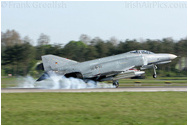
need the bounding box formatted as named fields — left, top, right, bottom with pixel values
left=50, top=50, right=176, bottom=81
left=58, top=53, right=143, bottom=78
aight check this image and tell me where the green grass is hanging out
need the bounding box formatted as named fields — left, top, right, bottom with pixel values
left=1, top=92, right=187, bottom=125
left=1, top=77, right=18, bottom=87
left=118, top=79, right=187, bottom=84
left=1, top=77, right=187, bottom=88
left=149, top=76, right=187, bottom=80
left=118, top=84, right=186, bottom=87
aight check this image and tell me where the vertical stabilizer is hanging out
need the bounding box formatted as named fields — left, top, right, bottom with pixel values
left=42, top=55, right=78, bottom=71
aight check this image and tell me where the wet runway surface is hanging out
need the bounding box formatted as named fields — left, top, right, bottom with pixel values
left=1, top=86, right=187, bottom=93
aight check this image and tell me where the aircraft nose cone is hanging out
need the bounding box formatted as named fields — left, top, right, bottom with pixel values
left=169, top=54, right=177, bottom=60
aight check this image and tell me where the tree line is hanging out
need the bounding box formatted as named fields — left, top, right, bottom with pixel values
left=1, top=30, right=187, bottom=77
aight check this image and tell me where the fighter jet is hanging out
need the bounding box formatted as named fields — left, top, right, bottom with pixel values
left=37, top=50, right=177, bottom=88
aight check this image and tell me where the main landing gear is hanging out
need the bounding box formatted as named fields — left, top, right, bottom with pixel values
left=153, top=64, right=157, bottom=78
left=113, top=80, right=119, bottom=88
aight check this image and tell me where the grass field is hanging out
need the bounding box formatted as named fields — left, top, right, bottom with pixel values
left=1, top=92, right=187, bottom=125
left=1, top=76, right=187, bottom=88
left=1, top=77, right=20, bottom=88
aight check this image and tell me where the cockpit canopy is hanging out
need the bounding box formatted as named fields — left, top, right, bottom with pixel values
left=128, top=50, right=154, bottom=54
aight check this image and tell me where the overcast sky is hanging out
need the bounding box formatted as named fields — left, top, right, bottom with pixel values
left=1, top=1, right=187, bottom=45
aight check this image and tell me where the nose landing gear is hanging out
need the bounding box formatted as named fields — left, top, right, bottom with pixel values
left=113, top=80, right=119, bottom=88
left=153, top=65, right=157, bottom=78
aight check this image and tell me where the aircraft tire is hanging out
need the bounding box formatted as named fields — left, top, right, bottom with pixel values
left=115, top=82, right=119, bottom=88
left=113, top=81, right=119, bottom=88
left=153, top=74, right=157, bottom=78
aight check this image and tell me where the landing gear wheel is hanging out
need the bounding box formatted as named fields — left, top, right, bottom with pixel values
left=115, top=82, right=119, bottom=88
left=153, top=74, right=157, bottom=78
left=153, top=64, right=157, bottom=78
left=113, top=80, right=119, bottom=88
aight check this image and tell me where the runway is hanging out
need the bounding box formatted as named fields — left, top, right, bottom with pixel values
left=1, top=86, right=187, bottom=93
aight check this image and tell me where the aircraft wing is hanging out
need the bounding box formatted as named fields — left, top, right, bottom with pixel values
left=96, top=66, right=136, bottom=78
left=94, top=66, right=144, bottom=81
left=99, top=69, right=145, bottom=81
left=100, top=71, right=124, bottom=77
left=113, top=70, right=145, bottom=80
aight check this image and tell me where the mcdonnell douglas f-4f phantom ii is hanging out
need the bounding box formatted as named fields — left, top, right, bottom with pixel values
left=37, top=50, right=177, bottom=88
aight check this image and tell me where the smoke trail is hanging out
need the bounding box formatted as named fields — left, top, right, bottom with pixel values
left=16, top=74, right=115, bottom=89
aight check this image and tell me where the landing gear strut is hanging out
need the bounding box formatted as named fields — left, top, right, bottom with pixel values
left=113, top=80, right=119, bottom=88
left=153, top=65, right=157, bottom=78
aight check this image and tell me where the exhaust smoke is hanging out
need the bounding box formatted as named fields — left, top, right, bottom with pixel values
left=17, top=74, right=115, bottom=89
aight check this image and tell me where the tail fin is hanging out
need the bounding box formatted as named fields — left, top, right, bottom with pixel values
left=42, top=55, right=78, bottom=71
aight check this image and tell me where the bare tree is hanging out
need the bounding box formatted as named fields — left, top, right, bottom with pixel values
left=109, top=36, right=119, bottom=46
left=90, top=37, right=103, bottom=45
left=37, top=33, right=50, bottom=45
left=23, top=36, right=33, bottom=45
left=1, top=30, right=22, bottom=47
left=79, top=34, right=91, bottom=45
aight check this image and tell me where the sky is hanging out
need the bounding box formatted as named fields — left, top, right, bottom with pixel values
left=1, top=1, right=187, bottom=45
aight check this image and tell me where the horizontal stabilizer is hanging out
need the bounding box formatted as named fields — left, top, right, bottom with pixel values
left=36, top=72, right=50, bottom=81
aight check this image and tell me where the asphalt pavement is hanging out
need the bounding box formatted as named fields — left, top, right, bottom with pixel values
left=1, top=86, right=187, bottom=93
